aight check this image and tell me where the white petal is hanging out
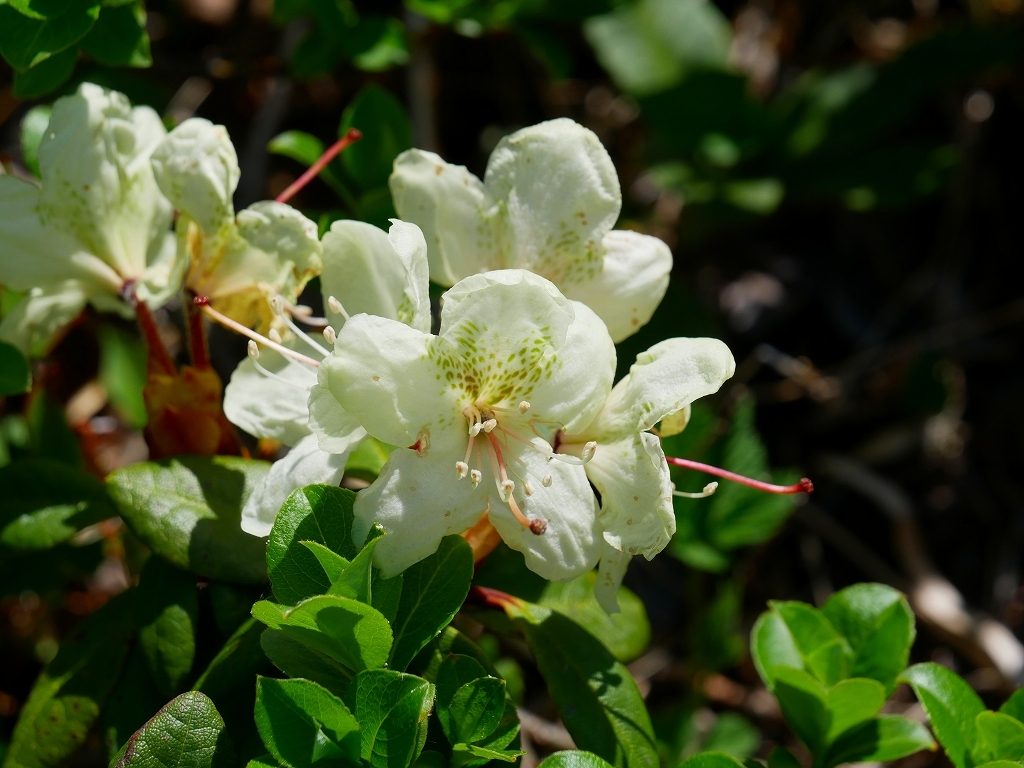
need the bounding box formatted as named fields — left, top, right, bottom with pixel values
left=313, top=314, right=455, bottom=451
left=319, top=219, right=430, bottom=334
left=137, top=231, right=188, bottom=310
left=389, top=148, right=501, bottom=285
left=223, top=341, right=318, bottom=445
left=0, top=281, right=89, bottom=356
left=38, top=83, right=171, bottom=281
left=594, top=542, right=632, bottom=615
left=240, top=434, right=351, bottom=537
left=438, top=270, right=615, bottom=435
left=485, top=118, right=620, bottom=286
left=561, top=229, right=672, bottom=343
left=487, top=448, right=602, bottom=581
left=586, top=336, right=736, bottom=439
left=151, top=117, right=239, bottom=235
left=307, top=373, right=367, bottom=455
left=585, top=432, right=675, bottom=558
left=353, top=445, right=488, bottom=578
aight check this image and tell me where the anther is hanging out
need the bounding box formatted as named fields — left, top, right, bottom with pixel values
left=542, top=475, right=552, bottom=487
left=523, top=481, right=534, bottom=496
left=518, top=401, right=531, bottom=414
left=482, top=419, right=498, bottom=433
left=270, top=295, right=285, bottom=314
left=500, top=479, right=515, bottom=501
left=455, top=461, right=469, bottom=479
left=469, top=422, right=484, bottom=437
left=323, top=326, right=336, bottom=345
left=673, top=481, right=718, bottom=499
left=582, top=441, right=597, bottom=462
left=269, top=328, right=283, bottom=344
left=470, top=469, right=482, bottom=487
left=247, top=340, right=260, bottom=359
left=327, top=296, right=350, bottom=321
left=529, top=519, right=548, bottom=535
left=193, top=295, right=210, bottom=306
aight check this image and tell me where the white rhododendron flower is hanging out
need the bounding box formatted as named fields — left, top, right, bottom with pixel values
left=222, top=219, right=431, bottom=536
left=0, top=83, right=182, bottom=355
left=151, top=118, right=322, bottom=333
left=559, top=337, right=736, bottom=612
left=310, top=269, right=616, bottom=580
left=389, top=118, right=672, bottom=343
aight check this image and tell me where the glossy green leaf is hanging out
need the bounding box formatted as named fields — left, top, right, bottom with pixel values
left=352, top=669, right=435, bottom=768
left=301, top=540, right=349, bottom=583
left=975, top=711, right=1024, bottom=763
left=973, top=762, right=1024, bottom=768
left=137, top=557, right=198, bottom=696
left=0, top=0, right=97, bottom=71
left=108, top=456, right=271, bottom=583
left=388, top=535, right=474, bottom=672
left=339, top=84, right=412, bottom=191
left=821, top=583, right=915, bottom=693
left=771, top=666, right=829, bottom=755
left=4, top=590, right=135, bottom=768
left=447, top=677, right=506, bottom=745
left=0, top=340, right=32, bottom=395
left=825, top=678, right=886, bottom=743
left=97, top=325, right=147, bottom=428
left=772, top=601, right=852, bottom=686
left=254, top=677, right=360, bottom=768
left=451, top=743, right=524, bottom=764
left=508, top=601, right=657, bottom=768
left=101, top=647, right=168, bottom=758
left=766, top=747, right=801, bottom=768
left=269, top=130, right=325, bottom=166
left=823, top=715, right=936, bottom=768
left=1000, top=689, right=1024, bottom=724
left=900, top=662, right=986, bottom=768
left=260, top=628, right=353, bottom=697
left=327, top=534, right=379, bottom=602
left=411, top=626, right=496, bottom=683
left=80, top=1, right=149, bottom=66
left=0, top=459, right=116, bottom=549
left=111, top=691, right=236, bottom=768
left=678, top=754, right=747, bottom=768
left=343, top=437, right=394, bottom=482
left=267, top=485, right=359, bottom=605
left=18, top=104, right=50, bottom=179
left=539, top=572, right=651, bottom=663
left=252, top=594, right=392, bottom=672
left=750, top=610, right=804, bottom=689
left=539, top=752, right=617, bottom=768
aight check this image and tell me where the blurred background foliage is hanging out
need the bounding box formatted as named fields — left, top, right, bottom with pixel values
left=2, top=0, right=1024, bottom=765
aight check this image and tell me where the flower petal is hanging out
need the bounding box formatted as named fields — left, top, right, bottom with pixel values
left=320, top=219, right=430, bottom=334
left=594, top=542, right=631, bottom=615
left=313, top=314, right=455, bottom=450
left=0, top=281, right=90, bottom=356
left=38, top=83, right=172, bottom=281
left=561, top=229, right=672, bottom=343
left=389, top=148, right=501, bottom=285
left=586, top=432, right=675, bottom=559
left=486, top=448, right=602, bottom=581
left=138, top=231, right=188, bottom=310
left=586, top=336, right=736, bottom=439
left=223, top=341, right=318, bottom=445
left=307, top=372, right=367, bottom=455
left=151, top=117, right=239, bottom=236
left=354, top=445, right=488, bottom=578
left=485, top=118, right=620, bottom=286
left=240, top=434, right=351, bottom=537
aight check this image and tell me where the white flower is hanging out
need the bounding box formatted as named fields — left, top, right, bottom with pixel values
left=0, top=83, right=181, bottom=355
left=389, top=118, right=672, bottom=343
left=150, top=118, right=322, bottom=333
left=221, top=219, right=431, bottom=536
left=559, top=337, right=736, bottom=612
left=309, top=269, right=616, bottom=580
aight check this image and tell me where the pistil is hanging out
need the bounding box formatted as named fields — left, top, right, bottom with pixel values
left=195, top=296, right=322, bottom=368
left=665, top=455, right=813, bottom=495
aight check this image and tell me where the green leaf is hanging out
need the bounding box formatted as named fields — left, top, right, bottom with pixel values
left=4, top=590, right=135, bottom=768
left=539, top=572, right=651, bottom=663
left=137, top=556, right=198, bottom=696
left=209, top=581, right=264, bottom=636
left=410, top=626, right=497, bottom=683
left=767, top=601, right=852, bottom=686
left=678, top=754, right=747, bottom=768
left=539, top=752, right=617, bottom=768
left=389, top=535, right=474, bottom=672
left=508, top=601, right=658, bottom=768
left=254, top=677, right=360, bottom=768
left=97, top=325, right=147, bottom=428
left=267, top=485, right=359, bottom=605
left=436, top=654, right=489, bottom=711
left=111, top=691, right=236, bottom=768
left=0, top=459, right=116, bottom=549
left=771, top=666, right=829, bottom=755
left=18, top=104, right=50, bottom=179
left=28, top=390, right=81, bottom=467
left=0, top=340, right=32, bottom=394
left=80, top=1, right=149, bottom=66
left=269, top=130, right=325, bottom=166
left=825, top=678, right=886, bottom=743
left=301, top=540, right=350, bottom=583
left=252, top=594, right=392, bottom=672
left=767, top=747, right=801, bottom=768
left=343, top=437, right=394, bottom=483
left=101, top=647, right=168, bottom=758
left=0, top=0, right=96, bottom=72
left=974, top=763, right=1024, bottom=768
left=451, top=743, right=524, bottom=764
left=339, top=84, right=412, bottom=191
left=821, top=583, right=915, bottom=693
left=447, top=677, right=507, bottom=745
left=976, top=712, right=1024, bottom=763
left=261, top=628, right=353, bottom=698
left=701, top=712, right=760, bottom=759
left=1001, top=689, right=1024, bottom=724
left=107, top=456, right=271, bottom=583
left=823, top=715, right=936, bottom=768
left=351, top=669, right=435, bottom=768
left=327, top=534, right=378, bottom=602
left=900, top=662, right=986, bottom=768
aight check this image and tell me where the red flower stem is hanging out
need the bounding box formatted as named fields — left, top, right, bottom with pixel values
left=275, top=128, right=363, bottom=204
left=124, top=281, right=176, bottom=375
left=665, top=456, right=814, bottom=495
left=185, top=293, right=211, bottom=369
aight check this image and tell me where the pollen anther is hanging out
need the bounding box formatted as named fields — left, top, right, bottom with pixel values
left=455, top=461, right=469, bottom=479
left=470, top=469, right=482, bottom=487
left=518, top=401, right=531, bottom=414
left=323, top=326, right=336, bottom=345
left=269, top=328, right=283, bottom=344
left=247, top=340, right=259, bottom=359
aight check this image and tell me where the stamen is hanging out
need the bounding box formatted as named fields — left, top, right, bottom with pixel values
left=463, top=434, right=476, bottom=465
left=247, top=340, right=259, bottom=359
left=470, top=469, right=482, bottom=487
left=673, top=482, right=719, bottom=499
left=665, top=456, right=814, bottom=495
left=523, top=481, right=534, bottom=496
left=269, top=328, right=283, bottom=344
left=456, top=461, right=469, bottom=479
left=197, top=299, right=321, bottom=368
left=327, top=296, right=350, bottom=321
left=250, top=358, right=309, bottom=390
left=500, top=479, right=515, bottom=501
left=519, top=401, right=531, bottom=414
left=550, top=440, right=598, bottom=466
left=542, top=475, right=552, bottom=487
left=286, top=304, right=329, bottom=328
left=270, top=295, right=285, bottom=314
left=481, top=418, right=498, bottom=433
left=323, top=326, right=336, bottom=345
left=273, top=300, right=331, bottom=357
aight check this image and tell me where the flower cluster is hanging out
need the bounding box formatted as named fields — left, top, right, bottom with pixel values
left=0, top=85, right=740, bottom=612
